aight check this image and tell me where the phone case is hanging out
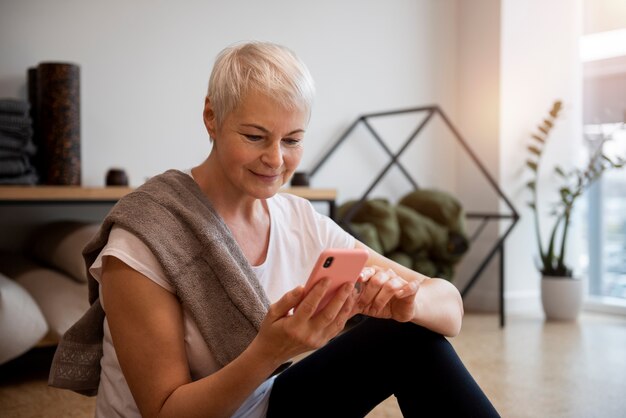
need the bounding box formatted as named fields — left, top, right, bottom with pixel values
left=302, top=248, right=369, bottom=314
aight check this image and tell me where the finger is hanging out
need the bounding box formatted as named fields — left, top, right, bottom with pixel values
left=314, top=281, right=355, bottom=325
left=359, top=266, right=376, bottom=283
left=268, top=286, right=305, bottom=319
left=334, top=286, right=359, bottom=328
left=396, top=280, right=420, bottom=299
left=357, top=269, right=388, bottom=308
left=369, top=276, right=406, bottom=313
left=294, top=278, right=330, bottom=319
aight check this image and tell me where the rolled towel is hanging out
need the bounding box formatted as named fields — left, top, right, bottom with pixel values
left=0, top=156, right=32, bottom=176
left=0, top=149, right=20, bottom=158
left=0, top=114, right=32, bottom=129
left=0, top=124, right=33, bottom=139
left=0, top=99, right=30, bottom=117
left=0, top=170, right=38, bottom=185
left=0, top=134, right=36, bottom=154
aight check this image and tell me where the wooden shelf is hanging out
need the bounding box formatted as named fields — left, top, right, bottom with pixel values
left=0, top=187, right=337, bottom=217
left=281, top=186, right=336, bottom=201
left=0, top=186, right=134, bottom=202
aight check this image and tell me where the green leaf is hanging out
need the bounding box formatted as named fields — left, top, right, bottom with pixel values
left=527, top=161, right=538, bottom=171
left=555, top=166, right=566, bottom=177
left=527, top=202, right=536, bottom=209
left=549, top=100, right=563, bottom=118
left=528, top=145, right=541, bottom=156
left=601, top=154, right=613, bottom=164
left=531, top=134, right=545, bottom=143
left=526, top=181, right=536, bottom=190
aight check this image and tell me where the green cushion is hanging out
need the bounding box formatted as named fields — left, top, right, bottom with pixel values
left=337, top=191, right=470, bottom=283
left=395, top=204, right=447, bottom=254
left=386, top=251, right=413, bottom=269
left=338, top=199, right=400, bottom=253
left=344, top=222, right=384, bottom=255
left=399, top=189, right=466, bottom=235
left=412, top=255, right=438, bottom=278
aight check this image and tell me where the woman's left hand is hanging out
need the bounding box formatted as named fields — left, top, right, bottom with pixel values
left=353, top=266, right=420, bottom=322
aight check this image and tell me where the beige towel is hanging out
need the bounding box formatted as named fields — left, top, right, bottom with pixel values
left=49, top=169, right=270, bottom=396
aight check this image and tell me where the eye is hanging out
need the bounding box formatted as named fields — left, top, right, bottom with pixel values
left=283, top=138, right=302, bottom=147
left=243, top=134, right=263, bottom=142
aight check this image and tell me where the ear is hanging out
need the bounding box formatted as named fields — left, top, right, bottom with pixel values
left=203, top=97, right=217, bottom=140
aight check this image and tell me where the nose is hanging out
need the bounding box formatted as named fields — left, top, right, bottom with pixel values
left=262, top=140, right=283, bottom=169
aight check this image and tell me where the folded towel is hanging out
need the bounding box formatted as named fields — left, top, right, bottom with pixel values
left=0, top=99, right=30, bottom=117
left=0, top=135, right=36, bottom=155
left=0, top=170, right=38, bottom=185
left=0, top=156, right=33, bottom=176
left=0, top=114, right=32, bottom=129
left=0, top=149, right=21, bottom=159
left=0, top=124, right=33, bottom=139
left=49, top=170, right=269, bottom=395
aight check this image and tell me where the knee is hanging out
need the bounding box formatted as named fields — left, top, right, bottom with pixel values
left=357, top=317, right=447, bottom=348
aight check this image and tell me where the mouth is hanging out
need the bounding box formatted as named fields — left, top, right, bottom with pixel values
left=251, top=170, right=282, bottom=182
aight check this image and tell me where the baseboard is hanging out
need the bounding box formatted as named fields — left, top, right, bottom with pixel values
left=463, top=288, right=541, bottom=314
left=464, top=289, right=626, bottom=317
left=584, top=296, right=626, bottom=316
left=463, top=288, right=500, bottom=312
left=505, top=289, right=541, bottom=313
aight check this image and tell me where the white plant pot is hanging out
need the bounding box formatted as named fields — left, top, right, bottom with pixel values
left=541, top=275, right=583, bottom=321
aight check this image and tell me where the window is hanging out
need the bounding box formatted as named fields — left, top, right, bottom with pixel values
left=581, top=124, right=626, bottom=308
left=580, top=25, right=626, bottom=312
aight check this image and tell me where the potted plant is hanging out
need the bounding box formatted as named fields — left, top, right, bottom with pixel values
left=525, top=100, right=625, bottom=320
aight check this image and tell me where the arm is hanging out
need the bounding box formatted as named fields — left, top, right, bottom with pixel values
left=354, top=241, right=464, bottom=337
left=101, top=256, right=277, bottom=418
left=101, top=256, right=358, bottom=418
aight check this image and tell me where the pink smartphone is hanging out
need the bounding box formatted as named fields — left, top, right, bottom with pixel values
left=302, top=248, right=369, bottom=314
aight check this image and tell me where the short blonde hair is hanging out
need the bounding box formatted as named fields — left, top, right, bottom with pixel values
left=207, top=41, right=315, bottom=127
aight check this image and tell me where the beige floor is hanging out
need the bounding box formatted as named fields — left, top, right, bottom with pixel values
left=369, top=311, right=626, bottom=418
left=1, top=311, right=625, bottom=418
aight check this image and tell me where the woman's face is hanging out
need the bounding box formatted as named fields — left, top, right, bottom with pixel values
left=205, top=89, right=308, bottom=200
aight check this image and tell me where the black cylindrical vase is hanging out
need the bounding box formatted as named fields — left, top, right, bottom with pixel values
left=27, top=67, right=41, bottom=178
left=36, top=62, right=81, bottom=185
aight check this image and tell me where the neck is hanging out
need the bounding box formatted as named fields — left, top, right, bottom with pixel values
left=191, top=156, right=265, bottom=224
left=191, top=155, right=271, bottom=265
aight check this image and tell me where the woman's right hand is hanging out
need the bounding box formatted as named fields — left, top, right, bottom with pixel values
left=104, top=257, right=357, bottom=418
left=250, top=278, right=358, bottom=368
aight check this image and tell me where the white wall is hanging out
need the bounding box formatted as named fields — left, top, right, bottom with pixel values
left=445, top=0, right=584, bottom=313
left=0, top=0, right=587, bottom=314
left=454, top=0, right=502, bottom=311
left=0, top=0, right=458, bottom=194
left=0, top=1, right=460, bottom=246
left=500, top=0, right=583, bottom=313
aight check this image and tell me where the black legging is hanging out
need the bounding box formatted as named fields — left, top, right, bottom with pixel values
left=267, top=317, right=500, bottom=418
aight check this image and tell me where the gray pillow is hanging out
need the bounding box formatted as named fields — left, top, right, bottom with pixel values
left=28, top=221, right=100, bottom=283
left=14, top=262, right=89, bottom=341
left=0, top=273, right=48, bottom=365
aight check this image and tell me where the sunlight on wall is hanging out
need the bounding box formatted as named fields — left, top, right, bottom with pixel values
left=580, top=29, right=626, bottom=62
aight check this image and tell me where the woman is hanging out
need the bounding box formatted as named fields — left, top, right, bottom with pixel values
left=50, top=41, right=499, bottom=417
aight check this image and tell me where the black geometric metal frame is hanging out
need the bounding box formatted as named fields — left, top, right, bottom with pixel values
left=309, top=105, right=520, bottom=327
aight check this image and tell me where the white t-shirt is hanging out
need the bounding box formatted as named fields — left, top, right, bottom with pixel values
left=90, top=191, right=355, bottom=418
